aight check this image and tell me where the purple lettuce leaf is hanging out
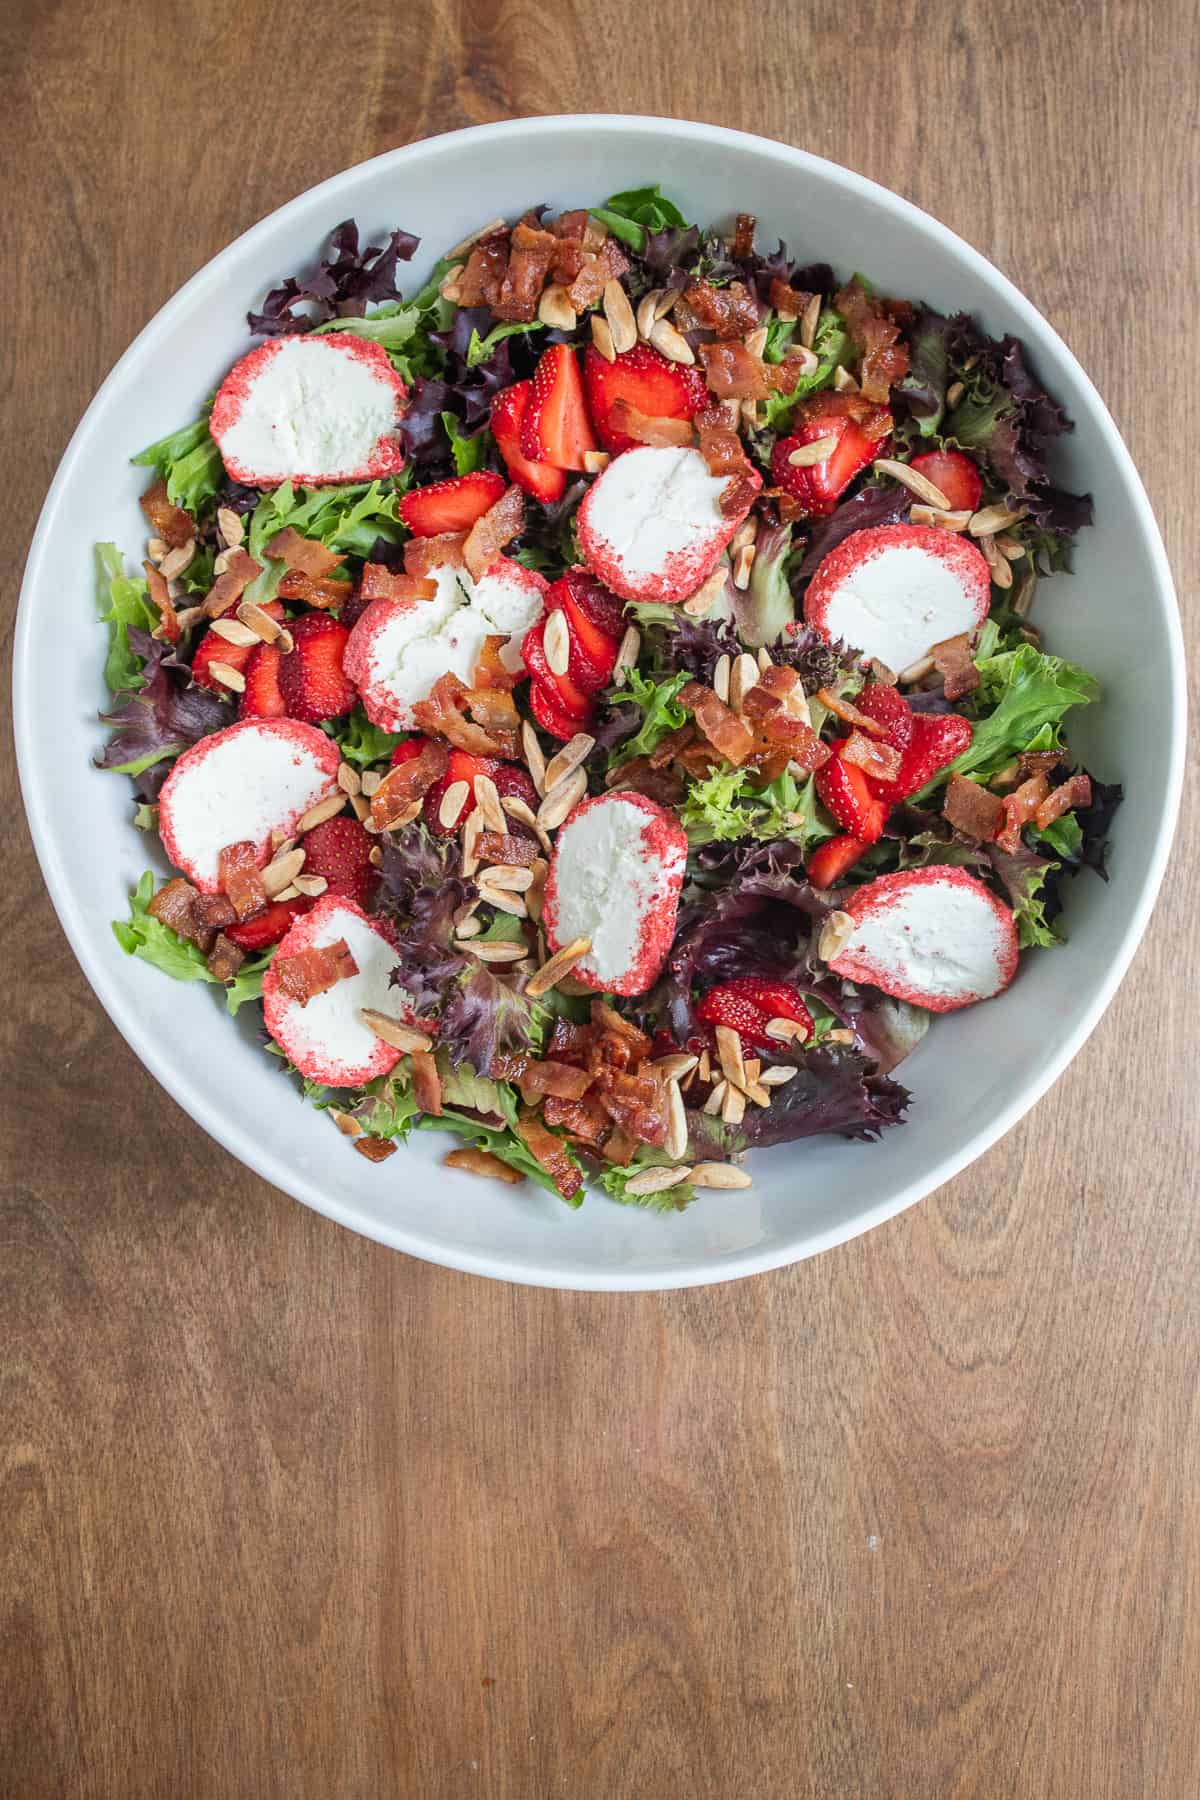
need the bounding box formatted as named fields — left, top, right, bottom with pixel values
left=247, top=219, right=419, bottom=336
left=792, top=485, right=912, bottom=591
left=95, top=629, right=231, bottom=789
left=662, top=614, right=741, bottom=685
left=689, top=1045, right=908, bottom=1154
left=377, top=825, right=474, bottom=1012
left=438, top=965, right=545, bottom=1075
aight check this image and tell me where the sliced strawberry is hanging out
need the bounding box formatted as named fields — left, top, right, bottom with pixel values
left=491, top=381, right=567, bottom=503
left=529, top=676, right=585, bottom=742
left=239, top=643, right=286, bottom=719
left=277, top=612, right=357, bottom=724
left=815, top=740, right=890, bottom=841
left=191, top=603, right=284, bottom=693
left=390, top=736, right=427, bottom=766
left=520, top=345, right=598, bottom=472
left=545, top=577, right=620, bottom=691
left=883, top=712, right=973, bottom=800
left=771, top=393, right=892, bottom=518
left=696, top=978, right=814, bottom=1050
left=560, top=566, right=626, bottom=639
left=423, top=750, right=539, bottom=834
left=397, top=471, right=506, bottom=537
left=807, top=834, right=870, bottom=890
left=854, top=681, right=913, bottom=752
left=491, top=762, right=539, bottom=811
left=583, top=343, right=709, bottom=454
left=910, top=449, right=983, bottom=514
left=301, top=815, right=376, bottom=908
left=695, top=987, right=766, bottom=1042
left=522, top=619, right=593, bottom=720
left=225, top=896, right=309, bottom=951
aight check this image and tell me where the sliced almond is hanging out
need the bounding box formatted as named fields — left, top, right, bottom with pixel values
left=720, top=1083, right=746, bottom=1126
left=682, top=565, right=727, bottom=618
left=438, top=779, right=470, bottom=829
left=732, top=542, right=756, bottom=591
left=787, top=434, right=839, bottom=468
left=275, top=628, right=295, bottom=655
left=909, top=504, right=973, bottom=531
left=712, top=654, right=732, bottom=704
left=298, top=792, right=347, bottom=833
left=591, top=313, right=616, bottom=363
left=209, top=616, right=259, bottom=647
left=337, top=762, right=362, bottom=797
left=690, top=1162, right=753, bottom=1190
left=729, top=518, right=758, bottom=554
left=216, top=506, right=245, bottom=549
left=649, top=1053, right=699, bottom=1082
left=714, top=1025, right=747, bottom=1091
left=461, top=806, right=485, bottom=877
left=525, top=934, right=592, bottom=998
left=898, top=654, right=935, bottom=685
left=744, top=324, right=769, bottom=359
left=443, top=1146, right=523, bottom=1185
left=817, top=908, right=855, bottom=962
left=260, top=848, right=305, bottom=898
left=368, top=845, right=383, bottom=868
left=236, top=599, right=283, bottom=643
left=329, top=1108, right=363, bottom=1138
left=292, top=873, right=328, bottom=898
left=173, top=606, right=205, bottom=634
left=360, top=770, right=382, bottom=797
left=636, top=288, right=663, bottom=341
left=979, top=531, right=1014, bottom=590
left=1011, top=571, right=1038, bottom=619
left=649, top=317, right=695, bottom=365
left=543, top=731, right=595, bottom=792
left=764, top=1016, right=806, bottom=1043
left=538, top=282, right=577, bottom=330
left=361, top=1009, right=433, bottom=1053
left=536, top=767, right=587, bottom=833
left=698, top=1049, right=712, bottom=1083
left=349, top=792, right=372, bottom=823
left=460, top=940, right=528, bottom=964
left=479, top=863, right=534, bottom=893
left=624, top=1165, right=692, bottom=1197
left=445, top=218, right=507, bottom=259
left=756, top=647, right=773, bottom=674
left=702, top=1079, right=728, bottom=1116
left=207, top=660, right=246, bottom=693
left=612, top=623, right=640, bottom=685
left=968, top=503, right=1028, bottom=537
left=799, top=291, right=822, bottom=350
left=476, top=881, right=527, bottom=918
left=946, top=379, right=966, bottom=409
left=212, top=549, right=234, bottom=578
left=146, top=536, right=168, bottom=564
left=873, top=458, right=951, bottom=509
left=740, top=397, right=763, bottom=430
left=995, top=534, right=1025, bottom=560
left=521, top=719, right=547, bottom=795
left=544, top=608, right=571, bottom=678
left=729, top=652, right=759, bottom=715
left=759, top=1065, right=798, bottom=1086
left=832, top=364, right=859, bottom=393
left=438, top=264, right=465, bottom=303
left=500, top=793, right=553, bottom=853
left=665, top=1080, right=688, bottom=1161
left=602, top=278, right=637, bottom=354
left=158, top=539, right=196, bottom=581
left=583, top=450, right=611, bottom=474
left=455, top=915, right=483, bottom=940
left=473, top=774, right=507, bottom=835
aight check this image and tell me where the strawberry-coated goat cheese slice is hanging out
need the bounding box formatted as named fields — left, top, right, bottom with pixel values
left=542, top=792, right=688, bottom=996
left=157, top=718, right=341, bottom=893
left=826, top=867, right=1019, bottom=1012
left=576, top=445, right=760, bottom=604
left=210, top=335, right=408, bottom=487
left=803, top=523, right=991, bottom=673
left=262, top=897, right=407, bottom=1087
left=343, top=557, right=546, bottom=732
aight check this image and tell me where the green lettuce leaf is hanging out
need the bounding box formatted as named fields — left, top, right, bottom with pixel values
left=610, top=668, right=691, bottom=766
left=761, top=308, right=849, bottom=430
left=1035, top=811, right=1084, bottom=859
left=323, top=707, right=404, bottom=768
left=913, top=643, right=1100, bottom=799
left=596, top=1149, right=695, bottom=1213
left=467, top=321, right=544, bottom=367
left=95, top=543, right=157, bottom=692
left=111, top=872, right=272, bottom=1010
left=245, top=479, right=404, bottom=603
left=441, top=411, right=492, bottom=475
left=679, top=764, right=833, bottom=851
left=131, top=409, right=223, bottom=515
left=313, top=301, right=420, bottom=352
left=590, top=185, right=689, bottom=252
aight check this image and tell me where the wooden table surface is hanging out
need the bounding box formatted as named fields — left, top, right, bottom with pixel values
left=3, top=3, right=1197, bottom=1795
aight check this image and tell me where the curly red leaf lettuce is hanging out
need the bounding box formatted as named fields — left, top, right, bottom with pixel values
left=247, top=219, right=419, bottom=336
left=689, top=1045, right=908, bottom=1154
left=95, top=629, right=232, bottom=799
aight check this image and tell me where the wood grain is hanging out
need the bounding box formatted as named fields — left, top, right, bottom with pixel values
left=2, top=2, right=1197, bottom=1795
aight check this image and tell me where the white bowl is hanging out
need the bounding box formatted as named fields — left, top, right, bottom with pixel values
left=14, top=117, right=1185, bottom=1290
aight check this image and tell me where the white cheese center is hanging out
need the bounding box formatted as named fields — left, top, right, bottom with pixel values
left=821, top=543, right=980, bottom=672
left=168, top=729, right=334, bottom=887
left=553, top=800, right=680, bottom=984
left=845, top=881, right=1007, bottom=1001
left=365, top=561, right=543, bottom=723
left=280, top=906, right=402, bottom=1073
left=586, top=447, right=728, bottom=580
left=222, top=339, right=400, bottom=481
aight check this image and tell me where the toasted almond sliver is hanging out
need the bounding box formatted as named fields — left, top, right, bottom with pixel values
left=216, top=506, right=245, bottom=549
left=729, top=652, right=759, bottom=715
left=146, top=536, right=168, bottom=564
left=649, top=317, right=695, bottom=365
left=764, top=1016, right=805, bottom=1043
left=500, top=793, right=553, bottom=852
left=743, top=324, right=769, bottom=359
left=980, top=532, right=1014, bottom=590
left=666, top=1080, right=688, bottom=1161
left=898, top=654, right=935, bottom=685
left=208, top=660, right=246, bottom=693
left=873, top=458, right=951, bottom=510
left=455, top=915, right=483, bottom=940
left=275, top=628, right=295, bottom=654
left=543, top=731, right=595, bottom=792
left=946, top=379, right=965, bottom=408
left=832, top=364, right=859, bottom=393
left=714, top=1025, right=746, bottom=1091
left=729, top=518, right=758, bottom=554
left=603, top=278, right=638, bottom=354
left=260, top=849, right=305, bottom=899
left=368, top=845, right=384, bottom=868
left=969, top=503, right=1028, bottom=537
left=460, top=940, right=528, bottom=964
left=583, top=450, right=611, bottom=474
left=698, top=1049, right=712, bottom=1083
left=690, top=1162, right=753, bottom=1190
left=624, top=1166, right=693, bottom=1197
left=909, top=504, right=973, bottom=531
left=759, top=1065, right=799, bottom=1086
left=536, top=767, right=587, bottom=833
left=349, top=793, right=371, bottom=823
left=174, top=606, right=205, bottom=634
left=212, top=549, right=234, bottom=578
left=480, top=863, right=535, bottom=893
left=817, top=907, right=856, bottom=962
left=292, top=874, right=328, bottom=897
left=732, top=542, right=756, bottom=591
left=476, top=881, right=527, bottom=918
left=787, top=434, right=840, bottom=468
left=337, top=762, right=362, bottom=797
left=591, top=313, right=616, bottom=363
left=712, top=653, right=731, bottom=704
left=544, top=608, right=571, bottom=678
left=330, top=1108, right=364, bottom=1138
left=474, top=774, right=507, bottom=835
left=209, top=616, right=259, bottom=647
left=636, top=288, right=663, bottom=341
left=682, top=564, right=728, bottom=619
left=236, top=599, right=282, bottom=644
left=1011, top=572, right=1037, bottom=619
left=158, top=539, right=196, bottom=580
left=438, top=779, right=470, bottom=829
left=272, top=884, right=301, bottom=902
left=649, top=1053, right=699, bottom=1082
left=461, top=806, right=484, bottom=877
left=800, top=291, right=822, bottom=350
left=827, top=1028, right=857, bottom=1045
left=521, top=719, right=547, bottom=795
left=702, top=1079, right=728, bottom=1116
left=358, top=769, right=381, bottom=797
left=298, top=792, right=347, bottom=833
left=443, top=1146, right=524, bottom=1185
left=538, top=282, right=577, bottom=330
left=525, top=934, right=592, bottom=997
left=361, top=1009, right=433, bottom=1054
left=995, top=534, right=1025, bottom=560
left=720, top=1083, right=746, bottom=1126
left=612, top=624, right=640, bottom=685
left=756, top=647, right=773, bottom=674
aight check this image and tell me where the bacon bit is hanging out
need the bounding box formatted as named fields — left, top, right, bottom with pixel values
left=404, top=532, right=468, bottom=578
left=265, top=527, right=345, bottom=578
left=473, top=634, right=521, bottom=692
left=815, top=688, right=889, bottom=738
left=542, top=1091, right=610, bottom=1147
left=478, top=830, right=539, bottom=868
left=762, top=716, right=830, bottom=769
left=463, top=483, right=524, bottom=582
left=218, top=841, right=269, bottom=921
left=139, top=478, right=196, bottom=549
left=699, top=340, right=770, bottom=401
left=601, top=1125, right=639, bottom=1166
left=410, top=1048, right=443, bottom=1117
left=604, top=755, right=687, bottom=805
left=930, top=632, right=980, bottom=702
left=147, top=877, right=203, bottom=940
left=590, top=999, right=652, bottom=1059
left=679, top=680, right=757, bottom=767
left=206, top=932, right=245, bottom=983
left=566, top=237, right=631, bottom=312
left=995, top=773, right=1052, bottom=855
left=360, top=563, right=438, bottom=604
left=943, top=773, right=1007, bottom=842
left=274, top=938, right=359, bottom=1006
left=835, top=279, right=910, bottom=403
left=515, top=1106, right=584, bottom=1201
left=412, top=672, right=520, bottom=759
left=204, top=547, right=264, bottom=618
left=721, top=472, right=760, bottom=518
left=547, top=1018, right=596, bottom=1065
left=518, top=1060, right=595, bottom=1104
left=757, top=665, right=805, bottom=708
left=647, top=721, right=697, bottom=771
left=684, top=280, right=760, bottom=340
left=444, top=1146, right=523, bottom=1184
left=842, top=729, right=902, bottom=785
left=1035, top=773, right=1092, bottom=832
left=765, top=353, right=818, bottom=396
left=592, top=1069, right=669, bottom=1148
left=142, top=560, right=180, bottom=643
left=1017, top=750, right=1066, bottom=781
left=492, top=217, right=558, bottom=321
left=354, top=1135, right=398, bottom=1163
left=768, top=278, right=812, bottom=320
left=193, top=892, right=237, bottom=934
left=276, top=569, right=354, bottom=609
left=371, top=737, right=450, bottom=828
left=549, top=216, right=588, bottom=284
left=607, top=398, right=694, bottom=447
left=456, top=233, right=510, bottom=308
left=698, top=418, right=750, bottom=477
left=731, top=213, right=757, bottom=260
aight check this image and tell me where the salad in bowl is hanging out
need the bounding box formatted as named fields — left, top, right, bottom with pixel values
left=96, top=186, right=1119, bottom=1214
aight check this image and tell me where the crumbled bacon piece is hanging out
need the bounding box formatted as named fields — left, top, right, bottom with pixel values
left=139, top=478, right=195, bottom=549
left=762, top=714, right=831, bottom=768
left=679, top=680, right=756, bottom=766
left=720, top=472, right=760, bottom=517
left=601, top=1126, right=639, bottom=1166
left=360, top=563, right=438, bottom=604
left=472, top=634, right=521, bottom=692
left=592, top=1069, right=669, bottom=1148
left=412, top=672, right=519, bottom=759
left=194, top=892, right=238, bottom=934
left=605, top=756, right=687, bottom=805
left=218, top=840, right=269, bottom=921
left=590, top=1000, right=652, bottom=1061
left=931, top=632, right=980, bottom=702
left=943, top=774, right=1007, bottom=842
left=765, top=354, right=816, bottom=396
left=1017, top=750, right=1066, bottom=781
left=404, top=532, right=467, bottom=577
left=835, top=279, right=910, bottom=403
left=147, top=877, right=203, bottom=940
left=684, top=280, right=760, bottom=339
left=757, top=665, right=805, bottom=706
left=203, top=547, right=263, bottom=618
left=478, top=830, right=539, bottom=867
left=411, top=1049, right=443, bottom=1117
left=354, top=1135, right=398, bottom=1163
left=206, top=932, right=245, bottom=984
left=515, top=1107, right=583, bottom=1201
left=699, top=340, right=770, bottom=401
left=274, top=937, right=358, bottom=1006
left=648, top=722, right=697, bottom=770
left=842, top=729, right=902, bottom=785
left=276, top=570, right=353, bottom=609
left=493, top=218, right=557, bottom=322
left=768, top=278, right=812, bottom=319
left=607, top=398, right=695, bottom=447
left=815, top=688, right=889, bottom=738
left=463, top=683, right=521, bottom=750
left=547, top=1017, right=596, bottom=1065
left=490, top=1053, right=532, bottom=1082
left=549, top=211, right=589, bottom=283
left=697, top=418, right=750, bottom=477
left=542, top=1091, right=610, bottom=1147
left=265, top=528, right=346, bottom=578
left=371, top=737, right=450, bottom=828
left=518, top=1060, right=595, bottom=1104
left=463, top=484, right=524, bottom=582
left=567, top=238, right=631, bottom=311
left=731, top=213, right=757, bottom=260
left=456, top=234, right=509, bottom=308
left=995, top=773, right=1052, bottom=855
left=143, top=561, right=180, bottom=643
left=1035, top=773, right=1092, bottom=832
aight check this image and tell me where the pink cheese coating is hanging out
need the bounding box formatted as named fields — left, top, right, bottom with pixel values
left=828, top=866, right=1019, bottom=1012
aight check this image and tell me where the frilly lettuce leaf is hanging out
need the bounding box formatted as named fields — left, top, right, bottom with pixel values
left=112, top=872, right=273, bottom=1011
left=95, top=543, right=157, bottom=693
left=913, top=643, right=1100, bottom=799
left=131, top=409, right=223, bottom=515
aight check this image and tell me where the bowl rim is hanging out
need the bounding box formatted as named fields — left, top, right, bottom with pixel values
left=13, top=114, right=1187, bottom=1290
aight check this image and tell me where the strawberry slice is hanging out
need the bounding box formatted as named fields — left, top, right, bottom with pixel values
left=697, top=978, right=814, bottom=1050
left=883, top=712, right=973, bottom=800
left=854, top=681, right=913, bottom=752
left=225, top=896, right=309, bottom=951
left=560, top=566, right=626, bottom=640
left=301, top=815, right=376, bottom=908
left=771, top=394, right=892, bottom=518
left=910, top=449, right=983, bottom=513
left=239, top=643, right=286, bottom=719
left=522, top=618, right=593, bottom=720
left=277, top=612, right=357, bottom=724
left=423, top=749, right=539, bottom=834
left=491, top=381, right=567, bottom=503
left=398, top=471, right=506, bottom=537
left=390, top=736, right=427, bottom=766
left=520, top=345, right=598, bottom=472
left=807, top=834, right=869, bottom=890
left=815, top=740, right=890, bottom=841
left=529, top=676, right=585, bottom=742
left=583, top=343, right=709, bottom=453
left=545, top=576, right=620, bottom=691
left=192, top=603, right=285, bottom=693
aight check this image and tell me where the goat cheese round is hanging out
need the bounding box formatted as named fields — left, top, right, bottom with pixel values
left=827, top=867, right=1019, bottom=1012
left=262, top=897, right=407, bottom=1086
left=576, top=445, right=760, bottom=604
left=542, top=792, right=688, bottom=996
left=803, top=523, right=991, bottom=673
